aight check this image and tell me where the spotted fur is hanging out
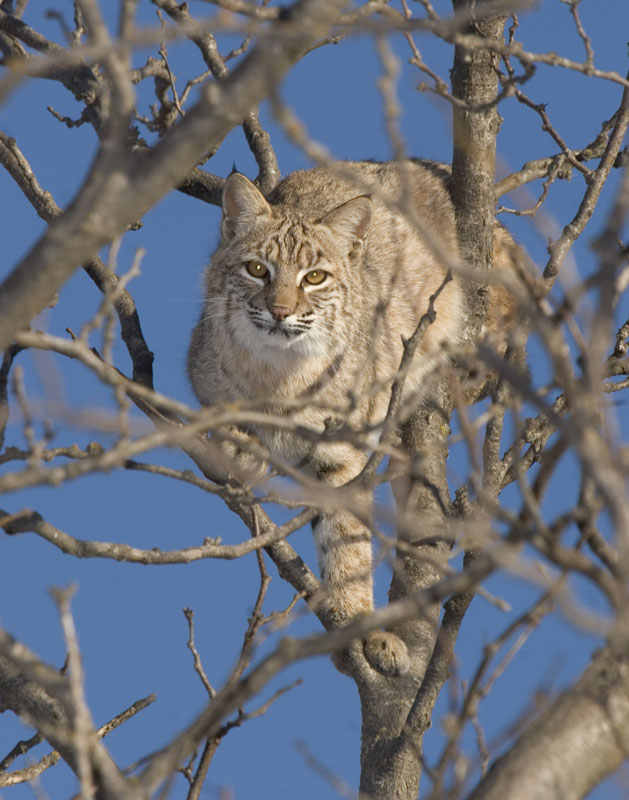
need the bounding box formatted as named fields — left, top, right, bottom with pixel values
left=188, top=160, right=466, bottom=676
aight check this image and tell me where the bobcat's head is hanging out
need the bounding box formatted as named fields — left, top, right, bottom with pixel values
left=209, top=173, right=373, bottom=359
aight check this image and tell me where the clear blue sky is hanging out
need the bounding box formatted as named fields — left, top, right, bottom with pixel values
left=1, top=1, right=628, bottom=798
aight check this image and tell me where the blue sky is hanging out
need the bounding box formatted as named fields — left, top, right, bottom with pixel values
left=1, top=1, right=628, bottom=798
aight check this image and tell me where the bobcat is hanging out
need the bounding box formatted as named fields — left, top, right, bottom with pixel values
left=188, top=160, right=483, bottom=676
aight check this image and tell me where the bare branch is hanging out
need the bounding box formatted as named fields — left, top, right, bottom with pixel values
left=468, top=647, right=629, bottom=800
left=0, top=0, right=353, bottom=351
left=544, top=71, right=629, bottom=288
left=0, top=694, right=155, bottom=787
left=153, top=0, right=280, bottom=192
left=0, top=507, right=313, bottom=563
left=183, top=609, right=217, bottom=698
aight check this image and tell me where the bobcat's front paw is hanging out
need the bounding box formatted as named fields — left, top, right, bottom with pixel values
left=363, top=631, right=410, bottom=677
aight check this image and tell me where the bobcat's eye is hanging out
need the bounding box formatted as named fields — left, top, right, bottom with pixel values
left=303, top=269, right=327, bottom=286
left=245, top=261, right=268, bottom=280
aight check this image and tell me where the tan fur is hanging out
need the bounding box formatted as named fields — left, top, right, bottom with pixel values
left=188, top=160, right=483, bottom=675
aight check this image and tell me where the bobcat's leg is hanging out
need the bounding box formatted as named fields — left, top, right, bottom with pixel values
left=211, top=426, right=268, bottom=485
left=312, top=454, right=410, bottom=677
left=313, top=504, right=373, bottom=621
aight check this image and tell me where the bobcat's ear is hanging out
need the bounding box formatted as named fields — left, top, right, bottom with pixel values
left=320, top=196, right=373, bottom=249
left=222, top=173, right=272, bottom=240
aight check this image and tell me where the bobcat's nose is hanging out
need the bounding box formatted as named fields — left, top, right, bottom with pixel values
left=269, top=305, right=293, bottom=321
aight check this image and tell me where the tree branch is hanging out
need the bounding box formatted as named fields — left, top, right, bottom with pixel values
left=468, top=646, right=629, bottom=800
left=0, top=0, right=351, bottom=351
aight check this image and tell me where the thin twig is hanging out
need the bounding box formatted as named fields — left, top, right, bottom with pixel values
left=183, top=609, right=216, bottom=698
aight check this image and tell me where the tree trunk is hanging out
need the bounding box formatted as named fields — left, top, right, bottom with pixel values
left=358, top=394, right=453, bottom=799
left=356, top=4, right=508, bottom=797
left=451, top=0, right=506, bottom=335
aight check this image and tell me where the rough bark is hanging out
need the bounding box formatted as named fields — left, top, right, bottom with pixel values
left=467, top=646, right=629, bottom=800
left=354, top=4, right=508, bottom=798
left=450, top=0, right=507, bottom=337
left=358, top=388, right=454, bottom=800
left=0, top=635, right=137, bottom=800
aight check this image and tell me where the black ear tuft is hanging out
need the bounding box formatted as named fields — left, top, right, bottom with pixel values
left=230, top=162, right=239, bottom=175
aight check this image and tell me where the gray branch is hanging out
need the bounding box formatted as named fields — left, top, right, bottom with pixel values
left=0, top=0, right=350, bottom=352
left=467, top=646, right=629, bottom=800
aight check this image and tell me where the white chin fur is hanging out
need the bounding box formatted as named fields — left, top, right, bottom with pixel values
left=232, top=310, right=326, bottom=358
